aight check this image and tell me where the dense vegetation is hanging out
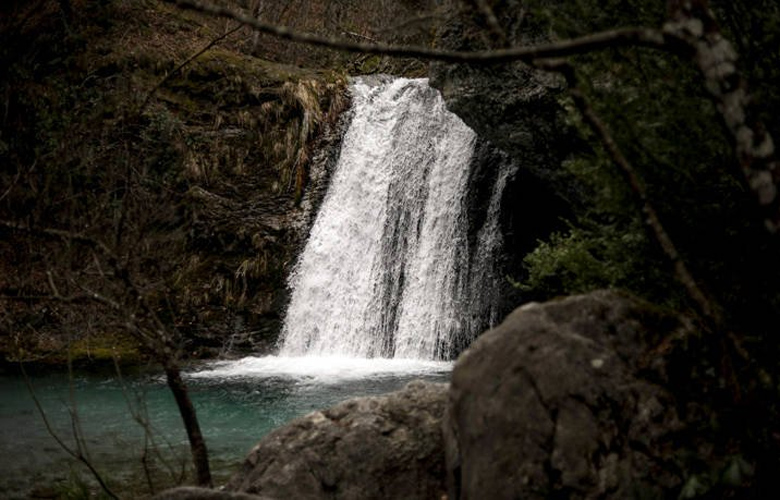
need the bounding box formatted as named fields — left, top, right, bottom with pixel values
left=519, top=0, right=780, bottom=331
left=0, top=0, right=353, bottom=366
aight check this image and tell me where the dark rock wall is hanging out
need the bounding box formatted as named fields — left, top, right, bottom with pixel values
left=0, top=0, right=352, bottom=363
left=428, top=0, right=580, bottom=308
left=0, top=0, right=580, bottom=363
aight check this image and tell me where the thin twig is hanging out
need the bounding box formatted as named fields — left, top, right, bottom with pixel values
left=168, top=0, right=780, bottom=236
left=46, top=271, right=61, bottom=298
left=372, top=8, right=453, bottom=36
left=474, top=0, right=508, bottom=47
left=0, top=292, right=121, bottom=309
left=20, top=363, right=119, bottom=499
left=66, top=350, right=91, bottom=463
left=0, top=160, right=35, bottom=204
left=2, top=218, right=212, bottom=485
left=112, top=355, right=178, bottom=494
left=340, top=30, right=379, bottom=43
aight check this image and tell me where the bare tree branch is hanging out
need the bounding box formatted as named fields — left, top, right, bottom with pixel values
left=340, top=30, right=379, bottom=43
left=113, top=356, right=185, bottom=494
left=20, top=363, right=119, bottom=500
left=164, top=0, right=675, bottom=64
left=0, top=292, right=121, bottom=309
left=0, top=160, right=34, bottom=204
left=1, top=219, right=213, bottom=487
left=166, top=0, right=780, bottom=237
left=473, top=0, right=508, bottom=47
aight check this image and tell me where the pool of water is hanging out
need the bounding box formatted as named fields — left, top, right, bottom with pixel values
left=0, top=356, right=451, bottom=498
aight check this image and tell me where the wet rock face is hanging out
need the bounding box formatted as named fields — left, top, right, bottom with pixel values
left=428, top=1, right=574, bottom=190
left=225, top=381, right=448, bottom=500
left=428, top=0, right=580, bottom=277
left=444, top=290, right=688, bottom=499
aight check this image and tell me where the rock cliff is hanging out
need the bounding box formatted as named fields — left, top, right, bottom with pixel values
left=427, top=0, right=580, bottom=304
left=0, top=0, right=351, bottom=364
left=446, top=290, right=689, bottom=498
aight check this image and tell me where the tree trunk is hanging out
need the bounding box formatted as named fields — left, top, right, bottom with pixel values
left=164, top=362, right=212, bottom=487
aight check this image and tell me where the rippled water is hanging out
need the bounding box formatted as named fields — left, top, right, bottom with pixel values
left=0, top=357, right=451, bottom=498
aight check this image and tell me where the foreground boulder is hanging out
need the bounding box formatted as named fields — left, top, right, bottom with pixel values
left=445, top=290, right=689, bottom=499
left=224, top=380, right=448, bottom=500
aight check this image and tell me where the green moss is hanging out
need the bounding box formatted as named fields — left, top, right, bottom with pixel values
left=358, top=55, right=383, bottom=74
left=66, top=335, right=143, bottom=365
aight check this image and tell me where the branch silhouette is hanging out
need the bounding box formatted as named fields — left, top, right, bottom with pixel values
left=164, top=0, right=676, bottom=64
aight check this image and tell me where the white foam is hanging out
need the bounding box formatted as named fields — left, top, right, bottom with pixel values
left=186, top=355, right=452, bottom=383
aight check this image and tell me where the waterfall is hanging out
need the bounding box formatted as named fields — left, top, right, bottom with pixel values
left=280, top=77, right=511, bottom=361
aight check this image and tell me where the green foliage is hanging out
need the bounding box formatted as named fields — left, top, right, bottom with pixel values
left=513, top=6, right=780, bottom=494
left=515, top=0, right=779, bottom=321
left=521, top=224, right=643, bottom=295
left=519, top=150, right=686, bottom=306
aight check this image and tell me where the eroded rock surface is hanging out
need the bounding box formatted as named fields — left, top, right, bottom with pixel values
left=225, top=380, right=448, bottom=500
left=152, top=486, right=272, bottom=500
left=445, top=290, right=689, bottom=499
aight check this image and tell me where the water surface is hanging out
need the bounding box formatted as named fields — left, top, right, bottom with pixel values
left=0, top=357, right=450, bottom=498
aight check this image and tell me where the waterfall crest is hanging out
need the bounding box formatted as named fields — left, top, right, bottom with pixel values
left=280, top=77, right=509, bottom=360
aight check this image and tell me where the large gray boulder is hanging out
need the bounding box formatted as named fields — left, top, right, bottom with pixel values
left=224, top=380, right=448, bottom=500
left=445, top=290, right=689, bottom=499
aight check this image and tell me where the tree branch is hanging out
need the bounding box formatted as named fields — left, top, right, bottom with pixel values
left=20, top=363, right=119, bottom=500
left=472, top=0, right=509, bottom=47
left=167, top=0, right=780, bottom=236
left=0, top=292, right=120, bottom=309
left=2, top=219, right=213, bottom=486
left=665, top=0, right=780, bottom=232
left=542, top=60, right=722, bottom=327
left=164, top=0, right=675, bottom=64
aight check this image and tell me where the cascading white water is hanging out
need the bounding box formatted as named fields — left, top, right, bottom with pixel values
left=465, top=153, right=518, bottom=340
left=280, top=76, right=506, bottom=361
